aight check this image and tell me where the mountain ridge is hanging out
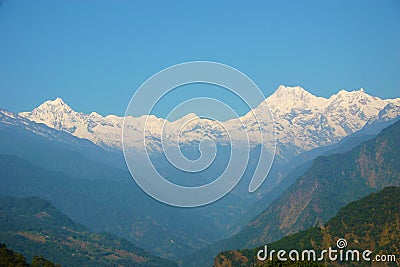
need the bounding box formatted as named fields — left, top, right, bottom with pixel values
left=18, top=86, right=400, bottom=161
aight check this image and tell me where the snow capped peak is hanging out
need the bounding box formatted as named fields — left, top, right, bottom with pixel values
left=266, top=85, right=328, bottom=111
left=17, top=86, right=400, bottom=159
left=18, top=98, right=78, bottom=136
left=53, top=97, right=65, bottom=104
left=44, top=97, right=67, bottom=107
left=171, top=112, right=199, bottom=122
left=336, top=89, right=349, bottom=95
left=270, top=85, right=318, bottom=103
left=273, top=85, right=310, bottom=98
left=89, top=111, right=102, bottom=118
left=35, top=97, right=73, bottom=114
left=332, top=88, right=370, bottom=98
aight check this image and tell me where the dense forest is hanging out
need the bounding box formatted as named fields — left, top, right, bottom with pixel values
left=0, top=243, right=58, bottom=267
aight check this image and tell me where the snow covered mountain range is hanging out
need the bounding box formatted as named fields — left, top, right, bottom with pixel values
left=19, top=85, right=400, bottom=160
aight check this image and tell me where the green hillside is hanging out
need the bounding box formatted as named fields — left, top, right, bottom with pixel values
left=214, top=186, right=400, bottom=266
left=0, top=196, right=177, bottom=267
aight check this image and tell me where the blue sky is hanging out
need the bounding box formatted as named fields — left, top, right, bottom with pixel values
left=0, top=0, right=399, bottom=119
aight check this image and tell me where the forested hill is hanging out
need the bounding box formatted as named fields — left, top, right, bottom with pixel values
left=214, top=186, right=400, bottom=267
left=0, top=196, right=177, bottom=267
left=0, top=243, right=59, bottom=267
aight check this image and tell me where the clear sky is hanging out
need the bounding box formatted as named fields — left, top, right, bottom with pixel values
left=0, top=0, right=399, bottom=119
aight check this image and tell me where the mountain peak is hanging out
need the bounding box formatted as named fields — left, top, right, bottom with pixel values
left=271, top=85, right=316, bottom=100
left=267, top=85, right=328, bottom=110
left=42, top=97, right=67, bottom=106
left=16, top=88, right=400, bottom=153
left=89, top=111, right=102, bottom=117
left=335, top=88, right=368, bottom=97
left=53, top=97, right=65, bottom=104
left=173, top=112, right=199, bottom=122
left=275, top=85, right=308, bottom=94
left=17, top=97, right=78, bottom=135
left=37, top=97, right=73, bottom=113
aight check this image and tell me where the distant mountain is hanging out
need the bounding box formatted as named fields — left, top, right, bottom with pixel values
left=182, top=119, right=400, bottom=267
left=0, top=196, right=177, bottom=267
left=19, top=86, right=400, bottom=161
left=266, top=87, right=400, bottom=153
left=0, top=108, right=126, bottom=173
left=214, top=186, right=400, bottom=267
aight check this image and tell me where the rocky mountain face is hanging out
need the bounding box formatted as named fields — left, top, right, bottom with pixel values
left=19, top=86, right=400, bottom=161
